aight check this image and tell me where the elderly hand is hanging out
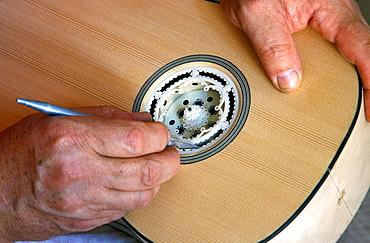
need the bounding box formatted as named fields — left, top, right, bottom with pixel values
left=221, top=0, right=370, bottom=120
left=0, top=106, right=180, bottom=242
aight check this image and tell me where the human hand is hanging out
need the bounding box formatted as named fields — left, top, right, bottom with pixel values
left=0, top=106, right=180, bottom=242
left=220, top=0, right=370, bottom=120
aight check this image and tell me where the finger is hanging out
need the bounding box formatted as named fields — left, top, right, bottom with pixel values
left=222, top=0, right=302, bottom=92
left=73, top=106, right=152, bottom=121
left=99, top=146, right=180, bottom=191
left=56, top=212, right=128, bottom=232
left=86, top=117, right=171, bottom=157
left=83, top=185, right=161, bottom=212
left=309, top=1, right=370, bottom=121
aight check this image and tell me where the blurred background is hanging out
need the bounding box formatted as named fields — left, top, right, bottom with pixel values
left=358, top=0, right=370, bottom=22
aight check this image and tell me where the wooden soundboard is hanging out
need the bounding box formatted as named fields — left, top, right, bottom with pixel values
left=1, top=1, right=369, bottom=242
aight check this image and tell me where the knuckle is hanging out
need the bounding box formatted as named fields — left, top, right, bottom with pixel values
left=126, top=126, right=146, bottom=155
left=44, top=116, right=75, bottom=134
left=38, top=191, right=82, bottom=215
left=36, top=168, right=87, bottom=214
left=43, top=118, right=89, bottom=152
left=44, top=159, right=87, bottom=186
left=142, top=160, right=162, bottom=187
left=60, top=161, right=89, bottom=182
left=260, top=42, right=294, bottom=59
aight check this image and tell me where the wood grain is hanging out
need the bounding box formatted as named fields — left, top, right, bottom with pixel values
left=270, top=95, right=370, bottom=243
left=0, top=0, right=368, bottom=242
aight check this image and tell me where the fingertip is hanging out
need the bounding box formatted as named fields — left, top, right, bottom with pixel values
left=152, top=121, right=172, bottom=144
left=166, top=146, right=181, bottom=175
left=131, top=112, right=153, bottom=122
left=171, top=145, right=180, bottom=154
left=167, top=145, right=181, bottom=162
left=274, top=69, right=302, bottom=93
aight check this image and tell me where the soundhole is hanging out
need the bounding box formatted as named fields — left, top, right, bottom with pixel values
left=133, top=55, right=250, bottom=164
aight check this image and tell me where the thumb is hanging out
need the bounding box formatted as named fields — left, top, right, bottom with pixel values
left=222, top=0, right=302, bottom=92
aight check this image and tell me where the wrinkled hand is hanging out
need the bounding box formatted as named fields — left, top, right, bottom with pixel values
left=0, top=106, right=180, bottom=242
left=221, top=0, right=370, bottom=120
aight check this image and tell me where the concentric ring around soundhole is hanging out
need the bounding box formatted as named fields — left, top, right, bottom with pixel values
left=133, top=55, right=250, bottom=164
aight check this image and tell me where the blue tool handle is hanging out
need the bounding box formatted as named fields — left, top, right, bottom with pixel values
left=16, top=98, right=92, bottom=117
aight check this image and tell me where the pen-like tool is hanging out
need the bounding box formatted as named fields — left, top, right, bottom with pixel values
left=16, top=98, right=197, bottom=149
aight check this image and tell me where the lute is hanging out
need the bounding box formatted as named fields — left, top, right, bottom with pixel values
left=0, top=0, right=369, bottom=242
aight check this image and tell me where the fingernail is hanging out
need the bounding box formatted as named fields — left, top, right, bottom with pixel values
left=276, top=69, right=300, bottom=91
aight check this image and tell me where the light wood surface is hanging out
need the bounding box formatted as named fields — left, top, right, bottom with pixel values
left=269, top=97, right=370, bottom=243
left=0, top=1, right=368, bottom=242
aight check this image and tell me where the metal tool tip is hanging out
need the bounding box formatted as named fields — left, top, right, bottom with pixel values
left=16, top=98, right=28, bottom=104
left=15, top=98, right=27, bottom=103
